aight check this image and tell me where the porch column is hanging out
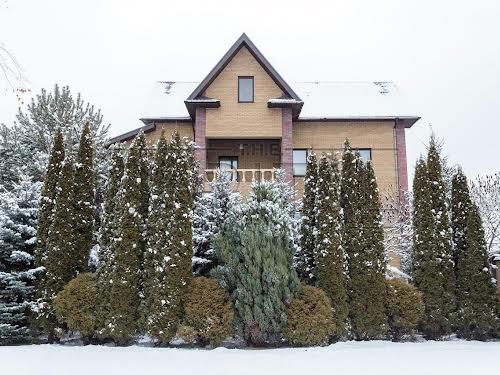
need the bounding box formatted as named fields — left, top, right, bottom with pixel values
left=395, top=120, right=408, bottom=202
left=195, top=107, right=206, bottom=180
left=281, top=107, right=293, bottom=184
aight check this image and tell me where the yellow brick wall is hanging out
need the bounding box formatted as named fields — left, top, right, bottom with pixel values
left=204, top=46, right=283, bottom=138
left=142, top=122, right=194, bottom=144
left=293, top=121, right=398, bottom=197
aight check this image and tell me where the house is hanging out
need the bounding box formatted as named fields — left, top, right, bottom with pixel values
left=109, top=33, right=419, bottom=202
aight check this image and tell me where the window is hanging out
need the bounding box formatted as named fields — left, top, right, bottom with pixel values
left=219, top=156, right=238, bottom=181
left=238, top=76, right=254, bottom=102
left=356, top=148, right=372, bottom=163
left=293, top=149, right=308, bottom=177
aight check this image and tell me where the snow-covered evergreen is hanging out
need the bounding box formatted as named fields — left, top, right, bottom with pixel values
left=0, top=173, right=42, bottom=344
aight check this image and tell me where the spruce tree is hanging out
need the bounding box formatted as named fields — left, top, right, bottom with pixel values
left=456, top=204, right=499, bottom=339
left=451, top=168, right=472, bottom=271
left=412, top=157, right=453, bottom=339
left=314, top=154, right=348, bottom=338
left=215, top=182, right=299, bottom=346
left=0, top=173, right=41, bottom=343
left=73, top=122, right=94, bottom=273
left=95, top=146, right=124, bottom=336
left=38, top=156, right=76, bottom=340
left=426, top=137, right=456, bottom=333
left=108, top=132, right=149, bottom=345
left=298, top=151, right=318, bottom=283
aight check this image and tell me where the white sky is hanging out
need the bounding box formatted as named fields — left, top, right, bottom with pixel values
left=1, top=0, right=499, bottom=181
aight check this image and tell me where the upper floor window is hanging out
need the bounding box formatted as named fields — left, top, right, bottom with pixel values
left=356, top=148, right=372, bottom=163
left=238, top=76, right=254, bottom=103
left=293, top=149, right=308, bottom=177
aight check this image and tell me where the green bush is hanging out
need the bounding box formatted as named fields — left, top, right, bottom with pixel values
left=53, top=273, right=97, bottom=344
left=386, top=279, right=424, bottom=341
left=284, top=284, right=335, bottom=346
left=181, top=277, right=233, bottom=346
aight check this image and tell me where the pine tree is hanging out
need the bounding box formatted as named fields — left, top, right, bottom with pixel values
left=192, top=168, right=239, bottom=276
left=73, top=123, right=95, bottom=273
left=37, top=156, right=76, bottom=341
left=108, top=132, right=149, bottom=345
left=35, top=129, right=65, bottom=269
left=298, top=151, right=318, bottom=282
left=215, top=182, right=299, bottom=346
left=95, top=146, right=124, bottom=337
left=451, top=168, right=472, bottom=272
left=314, top=154, right=348, bottom=338
left=0, top=173, right=42, bottom=343
left=426, top=137, right=456, bottom=333
left=456, top=204, right=499, bottom=340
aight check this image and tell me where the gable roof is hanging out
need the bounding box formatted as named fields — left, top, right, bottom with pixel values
left=185, top=33, right=303, bottom=118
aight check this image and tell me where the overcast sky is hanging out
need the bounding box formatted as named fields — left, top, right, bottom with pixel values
left=1, top=0, right=499, bottom=181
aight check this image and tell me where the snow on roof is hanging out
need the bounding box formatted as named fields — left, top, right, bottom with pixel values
left=140, top=81, right=418, bottom=121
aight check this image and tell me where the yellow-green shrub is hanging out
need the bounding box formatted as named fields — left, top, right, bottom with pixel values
left=53, top=273, right=97, bottom=344
left=182, top=277, right=233, bottom=346
left=284, top=284, right=335, bottom=346
left=386, top=279, right=424, bottom=341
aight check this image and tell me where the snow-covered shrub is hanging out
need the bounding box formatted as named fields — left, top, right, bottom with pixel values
left=283, top=284, right=335, bottom=347
left=53, top=273, right=97, bottom=345
left=181, top=277, right=233, bottom=347
left=385, top=279, right=424, bottom=341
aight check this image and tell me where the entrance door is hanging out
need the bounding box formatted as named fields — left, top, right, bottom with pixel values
left=219, top=156, right=238, bottom=181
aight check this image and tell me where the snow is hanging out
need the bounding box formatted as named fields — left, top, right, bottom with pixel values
left=139, top=81, right=418, bottom=121
left=2, top=341, right=500, bottom=375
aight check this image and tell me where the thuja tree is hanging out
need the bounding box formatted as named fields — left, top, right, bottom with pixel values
left=412, top=157, right=453, bottom=339
left=426, top=137, right=456, bottom=333
left=95, top=145, right=124, bottom=336
left=314, top=154, right=348, bottom=338
left=73, top=123, right=94, bottom=273
left=37, top=156, right=76, bottom=341
left=108, top=132, right=149, bottom=345
left=215, top=182, right=299, bottom=346
left=298, top=152, right=318, bottom=282
left=451, top=168, right=472, bottom=272
left=456, top=204, right=499, bottom=339
left=0, top=173, right=41, bottom=344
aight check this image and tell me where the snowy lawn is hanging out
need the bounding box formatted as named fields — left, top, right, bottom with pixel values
left=2, top=340, right=500, bottom=375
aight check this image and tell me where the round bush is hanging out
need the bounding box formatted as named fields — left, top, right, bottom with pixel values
left=53, top=273, right=97, bottom=344
left=284, top=284, right=335, bottom=346
left=182, top=277, right=233, bottom=346
left=386, top=279, right=424, bottom=341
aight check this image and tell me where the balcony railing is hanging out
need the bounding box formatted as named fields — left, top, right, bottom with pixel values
left=205, top=169, right=276, bottom=183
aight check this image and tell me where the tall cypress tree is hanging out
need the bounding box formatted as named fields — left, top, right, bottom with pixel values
left=298, top=151, right=318, bottom=283
left=35, top=129, right=65, bottom=268
left=108, top=132, right=149, bottom=345
left=427, top=137, right=456, bottom=333
left=314, top=154, right=348, bottom=338
left=73, top=122, right=94, bottom=273
left=38, top=156, right=75, bottom=341
left=95, top=146, right=124, bottom=337
left=451, top=168, right=472, bottom=272
left=456, top=204, right=499, bottom=339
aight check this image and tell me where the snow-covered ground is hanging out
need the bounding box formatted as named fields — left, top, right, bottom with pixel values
left=1, top=340, right=499, bottom=375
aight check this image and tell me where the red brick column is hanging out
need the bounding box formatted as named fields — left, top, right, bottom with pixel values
left=395, top=121, right=408, bottom=202
left=281, top=107, right=293, bottom=184
left=195, top=107, right=206, bottom=180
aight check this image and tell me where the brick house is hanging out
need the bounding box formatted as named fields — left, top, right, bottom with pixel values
left=109, top=33, right=419, bottom=202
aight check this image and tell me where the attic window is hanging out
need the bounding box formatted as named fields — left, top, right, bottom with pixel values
left=238, top=76, right=254, bottom=103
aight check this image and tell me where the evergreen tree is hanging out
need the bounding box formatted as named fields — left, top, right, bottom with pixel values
left=314, top=154, right=348, bottom=338
left=108, top=132, right=149, bottom=345
left=192, top=168, right=239, bottom=276
left=0, top=173, right=42, bottom=343
left=214, top=182, right=299, bottom=346
left=37, top=156, right=76, bottom=341
left=456, top=204, right=499, bottom=340
left=451, top=168, right=472, bottom=271
left=427, top=137, right=456, bottom=332
left=95, top=146, right=124, bottom=336
left=73, top=123, right=95, bottom=273
left=412, top=157, right=453, bottom=339
left=35, top=129, right=65, bottom=268
left=298, top=151, right=318, bottom=282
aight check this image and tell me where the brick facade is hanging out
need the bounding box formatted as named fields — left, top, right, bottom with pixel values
left=281, top=107, right=293, bottom=183
left=394, top=121, right=409, bottom=201
left=195, top=107, right=207, bottom=177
